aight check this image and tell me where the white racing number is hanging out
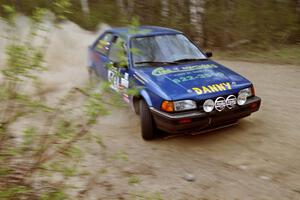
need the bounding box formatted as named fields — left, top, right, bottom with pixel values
left=108, top=70, right=129, bottom=92
left=108, top=69, right=119, bottom=91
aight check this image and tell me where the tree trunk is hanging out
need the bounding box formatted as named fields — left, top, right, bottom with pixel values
left=116, top=0, right=135, bottom=17
left=80, top=0, right=90, bottom=15
left=189, top=0, right=205, bottom=44
left=116, top=0, right=126, bottom=15
left=127, top=0, right=135, bottom=15
left=161, top=0, right=169, bottom=18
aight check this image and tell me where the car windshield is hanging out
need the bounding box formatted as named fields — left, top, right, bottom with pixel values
left=131, top=34, right=207, bottom=66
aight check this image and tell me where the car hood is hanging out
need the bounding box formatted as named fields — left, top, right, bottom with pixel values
left=134, top=60, right=252, bottom=101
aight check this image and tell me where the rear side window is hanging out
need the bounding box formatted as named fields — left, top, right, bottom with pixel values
left=95, top=33, right=113, bottom=55
left=108, top=37, right=127, bottom=64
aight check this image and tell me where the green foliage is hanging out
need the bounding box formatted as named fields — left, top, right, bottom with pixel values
left=3, top=44, right=42, bottom=81
left=128, top=16, right=141, bottom=34
left=94, top=134, right=106, bottom=149
left=215, top=45, right=300, bottom=65
left=22, top=127, right=37, bottom=147
left=2, top=6, right=47, bottom=83
left=54, top=0, right=72, bottom=21
left=0, top=166, right=10, bottom=176
left=113, top=150, right=129, bottom=161
left=3, top=146, right=20, bottom=157
left=1, top=0, right=299, bottom=50
left=84, top=91, right=108, bottom=124
left=55, top=120, right=76, bottom=140
left=2, top=4, right=14, bottom=14
left=0, top=2, right=112, bottom=199
left=64, top=145, right=83, bottom=160
left=131, top=191, right=163, bottom=200
left=46, top=161, right=77, bottom=177
left=40, top=189, right=67, bottom=200
left=31, top=7, right=47, bottom=24
left=98, top=168, right=108, bottom=174
left=16, top=92, right=53, bottom=112
left=128, top=175, right=141, bottom=185
left=0, top=186, right=32, bottom=200
left=1, top=4, right=15, bottom=25
left=61, top=166, right=77, bottom=177
left=204, top=0, right=300, bottom=47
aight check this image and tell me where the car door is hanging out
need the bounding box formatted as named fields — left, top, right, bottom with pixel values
left=107, top=36, right=130, bottom=101
left=89, top=32, right=114, bottom=80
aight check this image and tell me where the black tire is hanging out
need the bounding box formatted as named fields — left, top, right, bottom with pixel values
left=139, top=99, right=156, bottom=140
left=133, top=99, right=140, bottom=115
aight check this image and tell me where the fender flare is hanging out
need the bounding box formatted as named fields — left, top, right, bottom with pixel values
left=129, top=89, right=152, bottom=115
left=139, top=89, right=153, bottom=107
left=131, top=88, right=153, bottom=107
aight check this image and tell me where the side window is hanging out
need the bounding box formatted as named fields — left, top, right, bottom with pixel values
left=95, top=33, right=113, bottom=55
left=108, top=37, right=127, bottom=65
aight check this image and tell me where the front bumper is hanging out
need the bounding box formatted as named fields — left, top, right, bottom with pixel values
left=150, top=96, right=261, bottom=134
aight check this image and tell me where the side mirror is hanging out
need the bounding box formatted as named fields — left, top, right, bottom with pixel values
left=205, top=52, right=213, bottom=58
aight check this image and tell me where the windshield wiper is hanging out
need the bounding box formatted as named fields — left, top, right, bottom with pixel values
left=135, top=61, right=178, bottom=65
left=173, top=58, right=207, bottom=63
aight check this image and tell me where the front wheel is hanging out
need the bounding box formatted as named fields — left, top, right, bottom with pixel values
left=139, top=99, right=156, bottom=140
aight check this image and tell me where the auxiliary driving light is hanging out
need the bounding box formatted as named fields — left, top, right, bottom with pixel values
left=237, top=93, right=247, bottom=105
left=203, top=99, right=215, bottom=112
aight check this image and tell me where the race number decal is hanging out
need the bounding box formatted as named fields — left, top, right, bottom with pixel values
left=108, top=70, right=119, bottom=91
left=108, top=70, right=129, bottom=93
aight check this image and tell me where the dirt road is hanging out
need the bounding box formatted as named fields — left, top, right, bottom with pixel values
left=86, top=60, right=300, bottom=200
left=1, top=17, right=300, bottom=199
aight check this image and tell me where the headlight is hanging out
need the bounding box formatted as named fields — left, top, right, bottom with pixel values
left=237, top=87, right=254, bottom=106
left=239, top=87, right=253, bottom=97
left=237, top=93, right=247, bottom=105
left=174, top=100, right=197, bottom=111
left=203, top=99, right=214, bottom=112
left=161, top=100, right=196, bottom=112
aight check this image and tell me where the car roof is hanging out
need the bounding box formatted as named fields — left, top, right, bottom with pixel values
left=107, top=26, right=182, bottom=39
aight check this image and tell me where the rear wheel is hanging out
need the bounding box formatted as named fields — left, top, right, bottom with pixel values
left=139, top=99, right=156, bottom=140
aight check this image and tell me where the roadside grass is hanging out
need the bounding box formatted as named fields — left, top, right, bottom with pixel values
left=128, top=175, right=141, bottom=185
left=130, top=191, right=163, bottom=200
left=214, top=45, right=300, bottom=65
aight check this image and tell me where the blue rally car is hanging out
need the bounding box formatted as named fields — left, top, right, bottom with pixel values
left=88, top=26, right=261, bottom=140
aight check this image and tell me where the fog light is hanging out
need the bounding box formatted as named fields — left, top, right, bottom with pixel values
left=237, top=93, right=247, bottom=105
left=203, top=99, right=214, bottom=112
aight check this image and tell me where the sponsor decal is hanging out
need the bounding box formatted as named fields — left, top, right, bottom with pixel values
left=124, top=73, right=129, bottom=80
left=215, top=97, right=226, bottom=112
left=172, top=72, right=224, bottom=84
left=108, top=69, right=119, bottom=91
left=152, top=64, right=218, bottom=76
left=192, top=82, right=232, bottom=95
left=225, top=95, right=237, bottom=109
left=213, top=95, right=237, bottom=112
left=108, top=69, right=129, bottom=91
left=120, top=78, right=129, bottom=88
left=96, top=40, right=110, bottom=50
